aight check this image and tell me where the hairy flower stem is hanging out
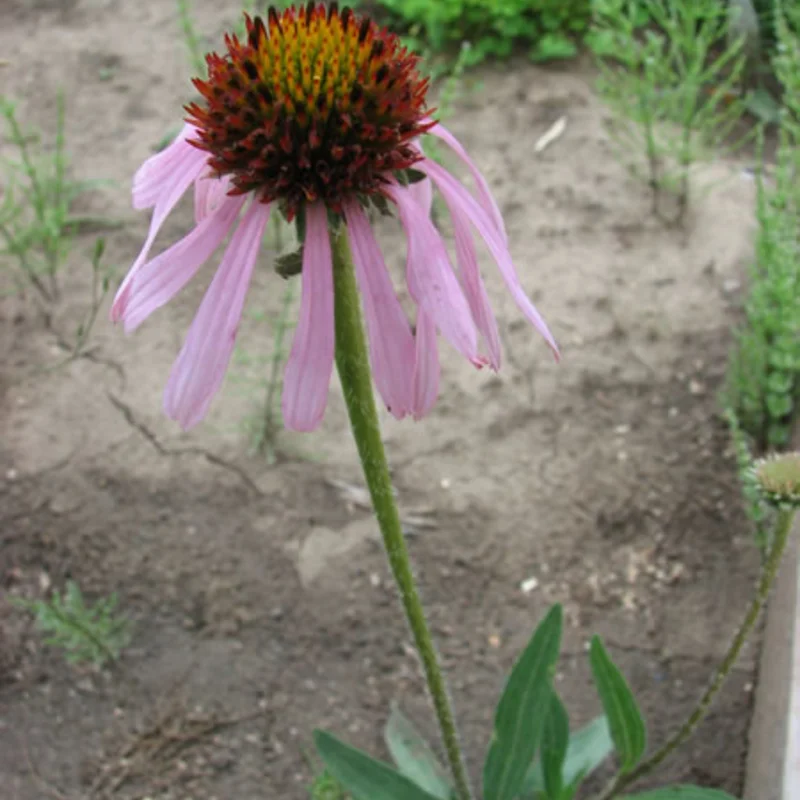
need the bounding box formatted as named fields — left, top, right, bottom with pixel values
left=331, top=228, right=473, bottom=800
left=597, top=507, right=796, bottom=800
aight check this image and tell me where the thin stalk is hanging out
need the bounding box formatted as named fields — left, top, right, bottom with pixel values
left=0, top=219, right=53, bottom=303
left=331, top=227, right=473, bottom=800
left=596, top=507, right=796, bottom=799
left=259, top=284, right=294, bottom=457
left=48, top=92, right=66, bottom=297
left=256, top=215, right=293, bottom=459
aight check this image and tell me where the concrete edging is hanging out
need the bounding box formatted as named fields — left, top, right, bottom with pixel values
left=744, top=509, right=800, bottom=800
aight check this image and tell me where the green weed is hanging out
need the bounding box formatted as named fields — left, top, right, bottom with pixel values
left=725, top=2, right=800, bottom=449
left=0, top=94, right=111, bottom=305
left=309, top=770, right=349, bottom=800
left=590, top=0, right=748, bottom=225
left=13, top=580, right=130, bottom=668
left=724, top=129, right=800, bottom=450
left=774, top=1, right=800, bottom=126
left=372, top=0, right=591, bottom=65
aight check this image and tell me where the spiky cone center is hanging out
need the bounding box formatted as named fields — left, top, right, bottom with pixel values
left=186, top=2, right=434, bottom=219
left=753, top=452, right=800, bottom=508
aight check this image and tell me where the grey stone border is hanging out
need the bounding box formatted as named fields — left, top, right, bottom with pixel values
left=744, top=510, right=800, bottom=799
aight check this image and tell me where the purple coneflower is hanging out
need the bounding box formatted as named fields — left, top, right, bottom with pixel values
left=112, top=2, right=558, bottom=431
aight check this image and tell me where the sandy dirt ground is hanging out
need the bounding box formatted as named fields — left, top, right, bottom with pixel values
left=1, top=1, right=763, bottom=798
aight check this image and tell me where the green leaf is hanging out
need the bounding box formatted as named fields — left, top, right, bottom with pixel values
left=521, top=715, right=613, bottom=796
left=314, top=730, right=441, bottom=800
left=384, top=705, right=453, bottom=799
left=589, top=637, right=646, bottom=773
left=541, top=691, right=570, bottom=799
left=531, top=34, right=578, bottom=63
left=623, top=787, right=738, bottom=800
left=482, top=604, right=563, bottom=800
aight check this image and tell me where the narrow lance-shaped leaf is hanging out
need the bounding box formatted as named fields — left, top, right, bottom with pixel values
left=384, top=704, right=453, bottom=799
left=541, top=690, right=570, bottom=799
left=589, top=636, right=647, bottom=773
left=521, top=715, right=614, bottom=797
left=482, top=604, right=563, bottom=800
left=314, top=730, right=442, bottom=800
left=623, top=787, right=739, bottom=800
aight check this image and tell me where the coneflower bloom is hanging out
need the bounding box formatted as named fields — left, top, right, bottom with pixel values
left=112, top=2, right=558, bottom=431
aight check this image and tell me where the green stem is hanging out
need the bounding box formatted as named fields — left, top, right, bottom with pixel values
left=331, top=227, right=473, bottom=800
left=597, top=507, right=796, bottom=800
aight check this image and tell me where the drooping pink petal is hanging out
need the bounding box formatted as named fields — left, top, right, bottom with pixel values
left=281, top=202, right=335, bottom=432
left=343, top=201, right=414, bottom=419
left=112, top=139, right=209, bottom=322
left=121, top=195, right=245, bottom=333
left=194, top=174, right=233, bottom=224
left=425, top=122, right=507, bottom=244
left=163, top=200, right=271, bottom=429
left=133, top=124, right=202, bottom=210
left=408, top=140, right=434, bottom=217
left=446, top=194, right=503, bottom=369
left=386, top=183, right=480, bottom=366
left=408, top=173, right=433, bottom=218
left=420, top=159, right=560, bottom=360
left=412, top=310, right=440, bottom=419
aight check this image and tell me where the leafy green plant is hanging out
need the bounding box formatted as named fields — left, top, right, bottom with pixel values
left=0, top=94, right=110, bottom=304
left=13, top=580, right=130, bottom=667
left=773, top=0, right=800, bottom=126
left=590, top=0, right=748, bottom=225
left=313, top=603, right=745, bottom=799
left=749, top=0, right=800, bottom=53
left=371, top=0, right=591, bottom=65
left=725, top=129, right=800, bottom=449
left=316, top=607, right=612, bottom=800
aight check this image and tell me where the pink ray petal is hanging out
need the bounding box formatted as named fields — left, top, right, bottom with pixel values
left=112, top=143, right=209, bottom=322
left=420, top=159, right=560, bottom=360
left=408, top=173, right=433, bottom=218
left=194, top=174, right=233, bottom=224
left=386, top=183, right=480, bottom=366
left=122, top=195, right=245, bottom=333
left=281, top=202, right=335, bottom=432
left=133, top=124, right=201, bottom=210
left=446, top=193, right=502, bottom=369
left=343, top=200, right=414, bottom=420
left=408, top=139, right=434, bottom=217
left=163, top=200, right=271, bottom=429
left=425, top=122, right=507, bottom=244
left=412, top=309, right=440, bottom=419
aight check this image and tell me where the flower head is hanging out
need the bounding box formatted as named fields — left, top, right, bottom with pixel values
left=112, top=2, right=558, bottom=432
left=186, top=4, right=432, bottom=217
left=753, top=453, right=800, bottom=509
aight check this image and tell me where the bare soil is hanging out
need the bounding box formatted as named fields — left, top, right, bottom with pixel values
left=1, top=2, right=763, bottom=799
